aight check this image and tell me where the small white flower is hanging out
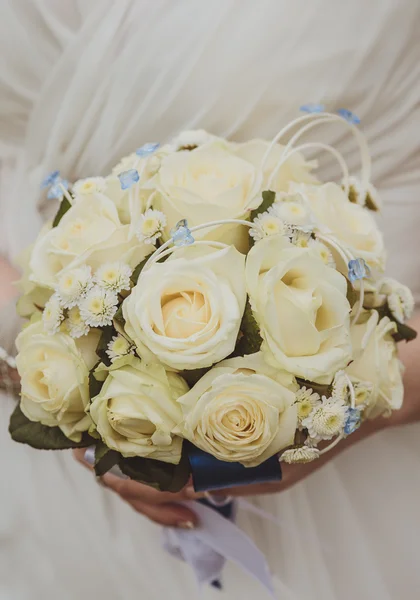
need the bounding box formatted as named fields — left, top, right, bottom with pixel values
left=43, top=294, right=64, bottom=335
left=345, top=176, right=382, bottom=211
left=281, top=446, right=320, bottom=464
left=135, top=209, right=167, bottom=245
left=106, top=335, right=134, bottom=362
left=67, top=306, right=90, bottom=338
left=249, top=212, right=287, bottom=242
left=79, top=286, right=118, bottom=327
left=379, top=278, right=414, bottom=323
left=94, top=262, right=132, bottom=294
left=308, top=239, right=335, bottom=268
left=332, top=370, right=350, bottom=403
left=353, top=380, right=373, bottom=407
left=55, top=265, right=93, bottom=308
left=73, top=177, right=106, bottom=196
left=271, top=192, right=315, bottom=227
left=289, top=228, right=312, bottom=247
left=171, top=129, right=216, bottom=150
left=294, top=387, right=321, bottom=425
left=302, top=396, right=347, bottom=440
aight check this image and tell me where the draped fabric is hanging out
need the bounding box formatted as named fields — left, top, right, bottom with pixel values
left=1, top=1, right=420, bottom=598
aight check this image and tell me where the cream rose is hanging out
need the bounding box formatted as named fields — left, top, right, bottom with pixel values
left=292, top=182, right=386, bottom=271
left=29, top=195, right=151, bottom=288
left=90, top=357, right=187, bottom=463
left=16, top=320, right=99, bottom=441
left=233, top=139, right=318, bottom=192
left=145, top=140, right=262, bottom=252
left=177, top=353, right=298, bottom=467
left=246, top=235, right=352, bottom=383
left=346, top=310, right=404, bottom=418
left=123, top=245, right=246, bottom=370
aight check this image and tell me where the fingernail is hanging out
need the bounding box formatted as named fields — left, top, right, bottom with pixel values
left=177, top=520, right=195, bottom=529
left=185, top=486, right=205, bottom=499
left=84, top=446, right=95, bottom=465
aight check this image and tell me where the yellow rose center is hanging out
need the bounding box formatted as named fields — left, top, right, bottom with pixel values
left=160, top=291, right=210, bottom=338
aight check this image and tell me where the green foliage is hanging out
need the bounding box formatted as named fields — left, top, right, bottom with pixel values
left=52, top=198, right=72, bottom=227
left=296, top=378, right=331, bottom=398
left=118, top=445, right=191, bottom=493
left=180, top=367, right=211, bottom=387
left=233, top=300, right=263, bottom=357
left=89, top=368, right=104, bottom=399
left=94, top=442, right=120, bottom=477
left=9, top=403, right=93, bottom=450
left=113, top=305, right=125, bottom=329
left=96, top=326, right=115, bottom=366
left=250, top=190, right=276, bottom=223
left=376, top=307, right=417, bottom=343
left=131, top=257, right=149, bottom=286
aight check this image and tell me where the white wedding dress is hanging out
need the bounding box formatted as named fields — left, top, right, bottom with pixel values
left=1, top=1, right=420, bottom=599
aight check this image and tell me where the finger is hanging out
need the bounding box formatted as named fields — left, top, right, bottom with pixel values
left=101, top=472, right=190, bottom=504
left=130, top=500, right=198, bottom=528
left=73, top=447, right=94, bottom=470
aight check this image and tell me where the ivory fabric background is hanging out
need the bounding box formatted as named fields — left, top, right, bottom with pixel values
left=0, top=1, right=420, bottom=598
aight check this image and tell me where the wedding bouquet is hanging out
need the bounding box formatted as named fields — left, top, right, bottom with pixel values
left=9, top=109, right=416, bottom=496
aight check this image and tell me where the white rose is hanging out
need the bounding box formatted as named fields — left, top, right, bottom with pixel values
left=123, top=245, right=246, bottom=370
left=177, top=353, right=298, bottom=467
left=293, top=182, right=386, bottom=271
left=90, top=357, right=187, bottom=463
left=145, top=140, right=262, bottom=252
left=246, top=235, right=352, bottom=383
left=29, top=195, right=150, bottom=288
left=346, top=311, right=404, bottom=418
left=16, top=320, right=99, bottom=441
left=233, top=139, right=318, bottom=192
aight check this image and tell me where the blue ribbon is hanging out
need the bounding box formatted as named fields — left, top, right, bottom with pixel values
left=187, top=443, right=282, bottom=492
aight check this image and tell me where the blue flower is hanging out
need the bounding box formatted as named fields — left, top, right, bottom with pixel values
left=118, top=169, right=140, bottom=190
left=344, top=407, right=361, bottom=435
left=136, top=142, right=160, bottom=158
left=41, top=170, right=61, bottom=190
left=47, top=178, right=69, bottom=200
left=300, top=103, right=325, bottom=114
left=348, top=258, right=370, bottom=283
left=337, top=109, right=361, bottom=125
left=170, top=219, right=195, bottom=247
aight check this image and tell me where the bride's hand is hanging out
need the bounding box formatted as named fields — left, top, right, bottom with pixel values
left=73, top=448, right=199, bottom=529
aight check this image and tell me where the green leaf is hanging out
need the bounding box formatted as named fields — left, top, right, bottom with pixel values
left=233, top=300, right=263, bottom=357
left=376, top=306, right=418, bottom=343
left=131, top=257, right=149, bottom=286
left=296, top=378, right=331, bottom=398
left=250, top=190, right=276, bottom=222
left=96, top=326, right=115, bottom=365
left=94, top=442, right=120, bottom=477
left=89, top=368, right=104, bottom=398
left=179, top=367, right=211, bottom=387
left=9, top=403, right=93, bottom=450
left=118, top=445, right=190, bottom=493
left=52, top=198, right=72, bottom=227
left=113, top=305, right=125, bottom=329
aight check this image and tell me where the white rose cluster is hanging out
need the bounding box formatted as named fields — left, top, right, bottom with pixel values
left=12, top=123, right=415, bottom=483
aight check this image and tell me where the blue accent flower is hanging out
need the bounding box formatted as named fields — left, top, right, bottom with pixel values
left=136, top=142, right=160, bottom=157
left=118, top=169, right=140, bottom=190
left=47, top=178, right=69, bottom=200
left=41, top=170, right=61, bottom=190
left=348, top=258, right=371, bottom=283
left=337, top=109, right=361, bottom=125
left=300, top=103, right=325, bottom=114
left=170, top=219, right=195, bottom=247
left=344, top=407, right=361, bottom=435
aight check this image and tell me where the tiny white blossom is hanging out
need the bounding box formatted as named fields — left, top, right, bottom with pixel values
left=136, top=209, right=167, bottom=245
left=271, top=192, right=315, bottom=228
left=106, top=335, right=134, bottom=362
left=171, top=129, right=216, bottom=150
left=43, top=294, right=64, bottom=334
left=281, top=446, right=320, bottom=464
left=95, top=262, right=132, bottom=294
left=353, top=380, right=373, bottom=408
left=289, top=228, right=312, bottom=247
left=302, top=396, right=348, bottom=440
left=55, top=265, right=93, bottom=308
left=79, top=286, right=118, bottom=327
left=379, top=278, right=414, bottom=323
left=249, top=212, right=287, bottom=242
left=294, top=387, right=321, bottom=425
left=67, top=306, right=90, bottom=338
left=332, top=370, right=350, bottom=403
left=73, top=177, right=106, bottom=196
left=308, top=239, right=336, bottom=268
